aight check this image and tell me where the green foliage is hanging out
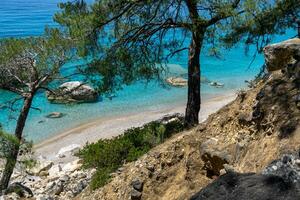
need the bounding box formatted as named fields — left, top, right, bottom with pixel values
left=0, top=28, right=75, bottom=93
left=0, top=130, right=18, bottom=159
left=55, top=0, right=300, bottom=95
left=90, top=167, right=112, bottom=189
left=223, top=0, right=300, bottom=51
left=0, top=130, right=36, bottom=170
left=78, top=118, right=184, bottom=189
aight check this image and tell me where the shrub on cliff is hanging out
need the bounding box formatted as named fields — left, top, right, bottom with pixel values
left=78, top=118, right=184, bottom=189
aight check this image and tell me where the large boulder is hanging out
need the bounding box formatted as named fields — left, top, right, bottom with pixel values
left=263, top=38, right=300, bottom=72
left=27, top=160, right=54, bottom=176
left=190, top=153, right=300, bottom=200
left=190, top=172, right=300, bottom=200
left=46, top=81, right=98, bottom=104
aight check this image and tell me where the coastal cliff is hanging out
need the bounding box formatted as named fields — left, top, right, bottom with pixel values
left=76, top=39, right=300, bottom=200
left=2, top=39, right=300, bottom=200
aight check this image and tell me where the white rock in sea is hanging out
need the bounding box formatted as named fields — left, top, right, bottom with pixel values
left=166, top=77, right=188, bottom=87
left=210, top=81, right=224, bottom=88
left=46, top=81, right=98, bottom=104
left=56, top=144, right=81, bottom=158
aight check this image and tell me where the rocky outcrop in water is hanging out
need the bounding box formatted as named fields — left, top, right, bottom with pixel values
left=166, top=77, right=188, bottom=87
left=46, top=81, right=98, bottom=104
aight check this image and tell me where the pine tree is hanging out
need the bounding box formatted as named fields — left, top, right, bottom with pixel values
left=56, top=0, right=300, bottom=127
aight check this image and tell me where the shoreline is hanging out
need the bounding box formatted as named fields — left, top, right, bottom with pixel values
left=34, top=92, right=237, bottom=163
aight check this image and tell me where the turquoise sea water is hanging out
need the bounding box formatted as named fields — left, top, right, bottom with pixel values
left=0, top=0, right=296, bottom=142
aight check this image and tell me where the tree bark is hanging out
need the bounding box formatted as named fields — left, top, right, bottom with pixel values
left=0, top=93, right=34, bottom=193
left=184, top=32, right=203, bottom=127
left=297, top=20, right=300, bottom=38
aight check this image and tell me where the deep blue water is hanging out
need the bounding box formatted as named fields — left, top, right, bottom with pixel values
left=0, top=0, right=295, bottom=142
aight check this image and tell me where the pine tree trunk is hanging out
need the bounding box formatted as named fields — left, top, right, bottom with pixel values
left=0, top=94, right=34, bottom=193
left=297, top=20, right=300, bottom=38
left=184, top=33, right=203, bottom=127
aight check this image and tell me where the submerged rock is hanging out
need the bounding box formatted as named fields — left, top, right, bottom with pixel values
left=45, top=112, right=64, bottom=119
left=46, top=81, right=98, bottom=104
left=210, top=81, right=224, bottom=88
left=263, top=38, right=300, bottom=72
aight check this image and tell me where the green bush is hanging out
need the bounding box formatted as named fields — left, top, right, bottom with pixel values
left=77, top=118, right=184, bottom=189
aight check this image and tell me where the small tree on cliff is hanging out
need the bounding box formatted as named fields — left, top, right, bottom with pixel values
left=55, top=0, right=300, bottom=127
left=0, top=29, right=74, bottom=192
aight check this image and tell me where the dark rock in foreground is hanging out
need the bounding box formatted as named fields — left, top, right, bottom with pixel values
left=190, top=153, right=300, bottom=200
left=190, top=172, right=300, bottom=200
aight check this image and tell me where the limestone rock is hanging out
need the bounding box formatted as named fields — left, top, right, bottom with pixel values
left=166, top=77, right=187, bottom=87
left=47, top=81, right=98, bottom=104
left=1, top=193, right=21, bottom=200
left=131, top=189, right=142, bottom=200
left=4, top=182, right=33, bottom=198
left=62, top=159, right=82, bottom=173
left=28, top=161, right=53, bottom=176
left=263, top=38, right=300, bottom=71
left=56, top=144, right=81, bottom=158
left=131, top=179, right=143, bottom=192
left=48, top=164, right=62, bottom=178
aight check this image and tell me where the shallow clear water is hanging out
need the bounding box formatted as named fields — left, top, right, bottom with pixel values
left=0, top=0, right=296, bottom=142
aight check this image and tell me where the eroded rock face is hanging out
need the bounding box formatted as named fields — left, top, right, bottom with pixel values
left=200, top=138, right=232, bottom=178
left=46, top=81, right=98, bottom=104
left=263, top=38, right=300, bottom=72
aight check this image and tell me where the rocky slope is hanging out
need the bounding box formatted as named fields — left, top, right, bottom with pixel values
left=76, top=39, right=300, bottom=200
